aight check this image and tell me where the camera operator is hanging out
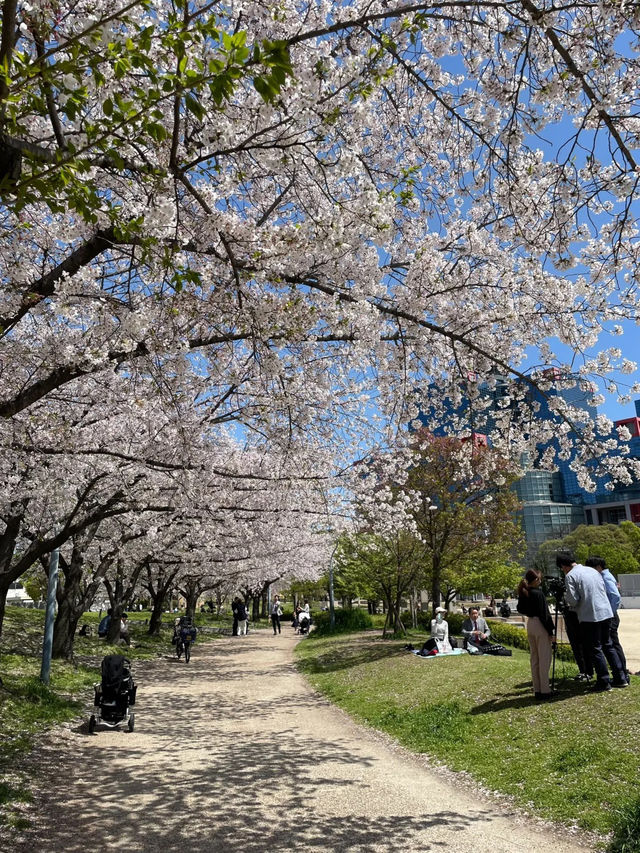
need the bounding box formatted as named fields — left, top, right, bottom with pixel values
left=556, top=551, right=628, bottom=692
left=545, top=576, right=594, bottom=684
left=585, top=556, right=630, bottom=685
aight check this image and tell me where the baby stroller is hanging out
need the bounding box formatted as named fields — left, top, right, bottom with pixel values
left=172, top=616, right=197, bottom=662
left=89, top=654, right=137, bottom=733
left=297, top=612, right=311, bottom=635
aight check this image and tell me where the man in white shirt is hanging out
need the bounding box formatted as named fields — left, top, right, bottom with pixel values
left=557, top=551, right=627, bottom=691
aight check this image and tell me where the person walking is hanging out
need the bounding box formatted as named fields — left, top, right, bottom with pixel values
left=557, top=551, right=627, bottom=691
left=236, top=598, right=248, bottom=636
left=517, top=569, right=555, bottom=701
left=585, top=556, right=630, bottom=684
left=231, top=597, right=240, bottom=636
left=271, top=595, right=282, bottom=635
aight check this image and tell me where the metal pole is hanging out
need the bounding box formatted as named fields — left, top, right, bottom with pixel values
left=329, top=545, right=336, bottom=630
left=40, top=546, right=60, bottom=685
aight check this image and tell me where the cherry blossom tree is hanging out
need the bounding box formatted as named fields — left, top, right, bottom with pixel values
left=3, top=0, right=640, bottom=655
left=1, top=0, right=639, bottom=474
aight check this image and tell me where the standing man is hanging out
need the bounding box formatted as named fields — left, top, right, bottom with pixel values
left=271, top=595, right=282, bottom=635
left=231, top=597, right=240, bottom=636
left=585, top=556, right=630, bottom=685
left=556, top=551, right=627, bottom=691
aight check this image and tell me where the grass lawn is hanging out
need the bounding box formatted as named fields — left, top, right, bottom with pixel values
left=295, top=630, right=640, bottom=842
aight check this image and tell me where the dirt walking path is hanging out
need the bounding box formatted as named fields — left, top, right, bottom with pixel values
left=6, top=631, right=595, bottom=853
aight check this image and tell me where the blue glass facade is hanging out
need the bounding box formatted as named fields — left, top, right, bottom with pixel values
left=418, top=377, right=640, bottom=565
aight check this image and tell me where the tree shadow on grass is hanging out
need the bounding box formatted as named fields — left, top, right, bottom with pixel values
left=297, top=641, right=406, bottom=675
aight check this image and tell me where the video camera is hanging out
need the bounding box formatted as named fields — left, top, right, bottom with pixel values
left=543, top=575, right=566, bottom=609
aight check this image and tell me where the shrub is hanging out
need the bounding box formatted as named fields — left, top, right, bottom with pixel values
left=486, top=620, right=576, bottom=661
left=311, top=608, right=374, bottom=636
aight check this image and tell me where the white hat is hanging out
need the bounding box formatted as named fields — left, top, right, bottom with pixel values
left=435, top=607, right=447, bottom=614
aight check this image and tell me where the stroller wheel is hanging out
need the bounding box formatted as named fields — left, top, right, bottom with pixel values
left=128, top=713, right=135, bottom=733
left=89, top=714, right=96, bottom=734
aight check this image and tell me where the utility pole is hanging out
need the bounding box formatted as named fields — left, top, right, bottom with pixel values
left=329, top=543, right=337, bottom=630
left=40, top=546, right=60, bottom=685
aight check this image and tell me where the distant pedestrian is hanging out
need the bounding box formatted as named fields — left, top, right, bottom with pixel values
left=271, top=595, right=282, bottom=635
left=232, top=597, right=240, bottom=636
left=236, top=599, right=248, bottom=636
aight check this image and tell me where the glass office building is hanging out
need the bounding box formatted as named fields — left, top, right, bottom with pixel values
left=418, top=376, right=640, bottom=565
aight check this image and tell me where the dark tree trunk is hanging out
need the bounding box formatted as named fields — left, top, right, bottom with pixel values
left=431, top=557, right=442, bottom=617
left=145, top=563, right=179, bottom=636
left=148, top=596, right=166, bottom=635
left=184, top=588, right=199, bottom=620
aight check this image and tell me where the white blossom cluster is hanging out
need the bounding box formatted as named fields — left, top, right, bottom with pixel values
left=1, top=0, right=640, bottom=628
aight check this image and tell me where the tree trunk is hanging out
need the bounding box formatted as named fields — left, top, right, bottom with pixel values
left=52, top=597, right=83, bottom=659
left=148, top=596, right=166, bottom=635
left=0, top=580, right=9, bottom=649
left=431, top=557, right=442, bottom=616
left=106, top=600, right=124, bottom=644
left=51, top=540, right=91, bottom=659
left=184, top=589, right=198, bottom=620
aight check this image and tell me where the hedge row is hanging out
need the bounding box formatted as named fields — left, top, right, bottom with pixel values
left=487, top=619, right=577, bottom=662
left=311, top=608, right=374, bottom=636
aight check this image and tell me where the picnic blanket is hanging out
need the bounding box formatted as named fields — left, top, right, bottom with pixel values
left=411, top=648, right=467, bottom=658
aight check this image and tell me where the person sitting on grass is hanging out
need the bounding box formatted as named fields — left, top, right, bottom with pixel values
left=430, top=607, right=452, bottom=653
left=98, top=608, right=112, bottom=638
left=461, top=607, right=491, bottom=652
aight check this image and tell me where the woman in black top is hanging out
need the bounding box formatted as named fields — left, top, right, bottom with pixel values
left=517, top=569, right=555, bottom=701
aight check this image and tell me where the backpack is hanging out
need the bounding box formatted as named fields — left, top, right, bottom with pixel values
left=419, top=638, right=439, bottom=656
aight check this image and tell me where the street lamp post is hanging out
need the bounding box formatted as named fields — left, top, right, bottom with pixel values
left=328, top=543, right=337, bottom=630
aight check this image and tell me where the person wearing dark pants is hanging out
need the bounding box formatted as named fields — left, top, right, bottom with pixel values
left=578, top=618, right=626, bottom=688
left=563, top=608, right=592, bottom=681
left=232, top=597, right=240, bottom=636
left=557, top=551, right=628, bottom=691
left=271, top=595, right=282, bottom=635
left=586, top=556, right=629, bottom=683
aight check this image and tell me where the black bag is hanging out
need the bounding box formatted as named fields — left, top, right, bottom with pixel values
left=450, top=636, right=458, bottom=649
left=483, top=644, right=512, bottom=657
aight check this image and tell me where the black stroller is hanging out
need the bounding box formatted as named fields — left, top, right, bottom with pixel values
left=89, top=654, right=137, bottom=733
left=297, top=612, right=311, bottom=635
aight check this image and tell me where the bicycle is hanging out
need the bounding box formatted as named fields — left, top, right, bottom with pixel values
left=176, top=632, right=192, bottom=663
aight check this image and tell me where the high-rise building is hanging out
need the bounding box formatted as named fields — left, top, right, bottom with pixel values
left=418, top=372, right=598, bottom=565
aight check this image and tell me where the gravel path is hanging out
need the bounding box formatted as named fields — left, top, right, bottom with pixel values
left=5, top=629, right=596, bottom=853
